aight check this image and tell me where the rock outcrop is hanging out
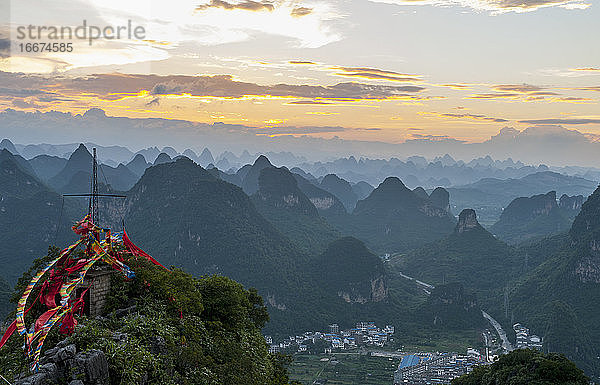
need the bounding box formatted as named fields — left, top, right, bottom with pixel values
left=456, top=209, right=480, bottom=234
left=15, top=341, right=109, bottom=385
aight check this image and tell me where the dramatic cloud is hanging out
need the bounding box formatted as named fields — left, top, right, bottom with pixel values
left=518, top=118, right=600, bottom=125
left=291, top=6, right=313, bottom=16
left=407, top=133, right=466, bottom=143
left=0, top=71, right=426, bottom=107
left=571, top=86, right=600, bottom=92
left=467, top=92, right=521, bottom=99
left=289, top=61, right=317, bottom=65
left=439, top=84, right=473, bottom=90
left=492, top=84, right=545, bottom=93
left=422, top=112, right=509, bottom=123
left=11, top=99, right=42, bottom=109
left=287, top=100, right=334, bottom=104
left=333, top=67, right=422, bottom=82
left=254, top=125, right=348, bottom=135
left=369, top=0, right=591, bottom=13
left=146, top=74, right=425, bottom=100
left=196, top=0, right=275, bottom=12
left=572, top=67, right=600, bottom=72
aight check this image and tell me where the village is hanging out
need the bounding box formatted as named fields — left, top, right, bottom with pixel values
left=265, top=322, right=395, bottom=354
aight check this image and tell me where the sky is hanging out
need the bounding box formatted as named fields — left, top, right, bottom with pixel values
left=0, top=0, right=599, bottom=148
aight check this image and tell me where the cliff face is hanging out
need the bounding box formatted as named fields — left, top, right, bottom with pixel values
left=318, top=237, right=387, bottom=304
left=456, top=209, right=480, bottom=234
left=429, top=187, right=451, bottom=214
left=507, top=185, right=600, bottom=378
left=559, top=194, right=585, bottom=212
left=490, top=191, right=572, bottom=244
left=571, top=186, right=600, bottom=283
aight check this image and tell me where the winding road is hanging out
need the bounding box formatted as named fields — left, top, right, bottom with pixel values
left=482, top=310, right=513, bottom=352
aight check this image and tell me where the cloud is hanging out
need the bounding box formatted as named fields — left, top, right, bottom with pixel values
left=407, top=133, right=466, bottom=143
left=0, top=72, right=426, bottom=105
left=291, top=6, right=313, bottom=16
left=492, top=84, right=545, bottom=93
left=146, top=97, right=160, bottom=107
left=467, top=92, right=521, bottom=99
left=11, top=99, right=41, bottom=109
left=572, top=67, right=600, bottom=72
left=287, top=100, right=334, bottom=104
left=333, top=67, right=422, bottom=82
left=0, top=37, right=9, bottom=59
left=146, top=74, right=425, bottom=100
left=422, top=112, right=509, bottom=123
left=439, top=84, right=473, bottom=90
left=289, top=60, right=317, bottom=65
left=196, top=0, right=275, bottom=12
left=518, top=118, right=600, bottom=125
left=571, top=86, right=600, bottom=92
left=254, top=125, right=348, bottom=135
left=369, top=0, right=591, bottom=13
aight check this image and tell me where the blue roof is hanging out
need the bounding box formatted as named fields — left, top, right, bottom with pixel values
left=399, top=355, right=420, bottom=368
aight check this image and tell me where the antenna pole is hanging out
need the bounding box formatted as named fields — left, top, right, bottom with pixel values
left=92, top=148, right=99, bottom=224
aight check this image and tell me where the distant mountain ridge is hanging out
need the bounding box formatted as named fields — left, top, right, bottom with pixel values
left=396, top=208, right=518, bottom=301
left=490, top=191, right=573, bottom=244
left=330, top=177, right=456, bottom=253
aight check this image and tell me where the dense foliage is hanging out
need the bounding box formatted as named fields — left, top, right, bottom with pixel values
left=251, top=166, right=340, bottom=255
left=0, top=253, right=297, bottom=385
left=452, top=349, right=589, bottom=385
left=397, top=216, right=518, bottom=302
left=490, top=191, right=572, bottom=245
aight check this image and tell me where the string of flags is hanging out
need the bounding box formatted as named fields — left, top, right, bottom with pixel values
left=0, top=215, right=164, bottom=372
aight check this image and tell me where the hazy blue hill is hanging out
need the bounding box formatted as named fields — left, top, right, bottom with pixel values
left=429, top=187, right=451, bottom=213
left=48, top=144, right=138, bottom=192
left=153, top=152, right=172, bottom=165
left=100, top=163, right=138, bottom=191
left=240, top=155, right=274, bottom=195
left=207, top=166, right=243, bottom=187
left=0, top=139, right=17, bottom=154
left=121, top=158, right=330, bottom=333
left=293, top=173, right=347, bottom=219
left=412, top=186, right=429, bottom=200
left=198, top=147, right=214, bottom=166
left=126, top=153, right=151, bottom=177
left=252, top=167, right=340, bottom=254
left=320, top=174, right=359, bottom=212
left=505, top=185, right=600, bottom=380
left=47, top=144, right=93, bottom=190
left=0, top=149, right=37, bottom=178
left=290, top=167, right=317, bottom=183
left=490, top=191, right=572, bottom=244
left=351, top=181, right=374, bottom=200
left=559, top=193, right=586, bottom=219
left=448, top=171, right=598, bottom=226
left=334, top=177, right=455, bottom=253
left=397, top=209, right=517, bottom=301
left=29, top=154, right=67, bottom=181
left=456, top=171, right=597, bottom=199
left=0, top=154, right=81, bottom=285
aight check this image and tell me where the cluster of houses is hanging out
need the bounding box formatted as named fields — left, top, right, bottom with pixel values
left=266, top=322, right=395, bottom=354
left=513, top=323, right=543, bottom=350
left=393, top=352, right=484, bottom=385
